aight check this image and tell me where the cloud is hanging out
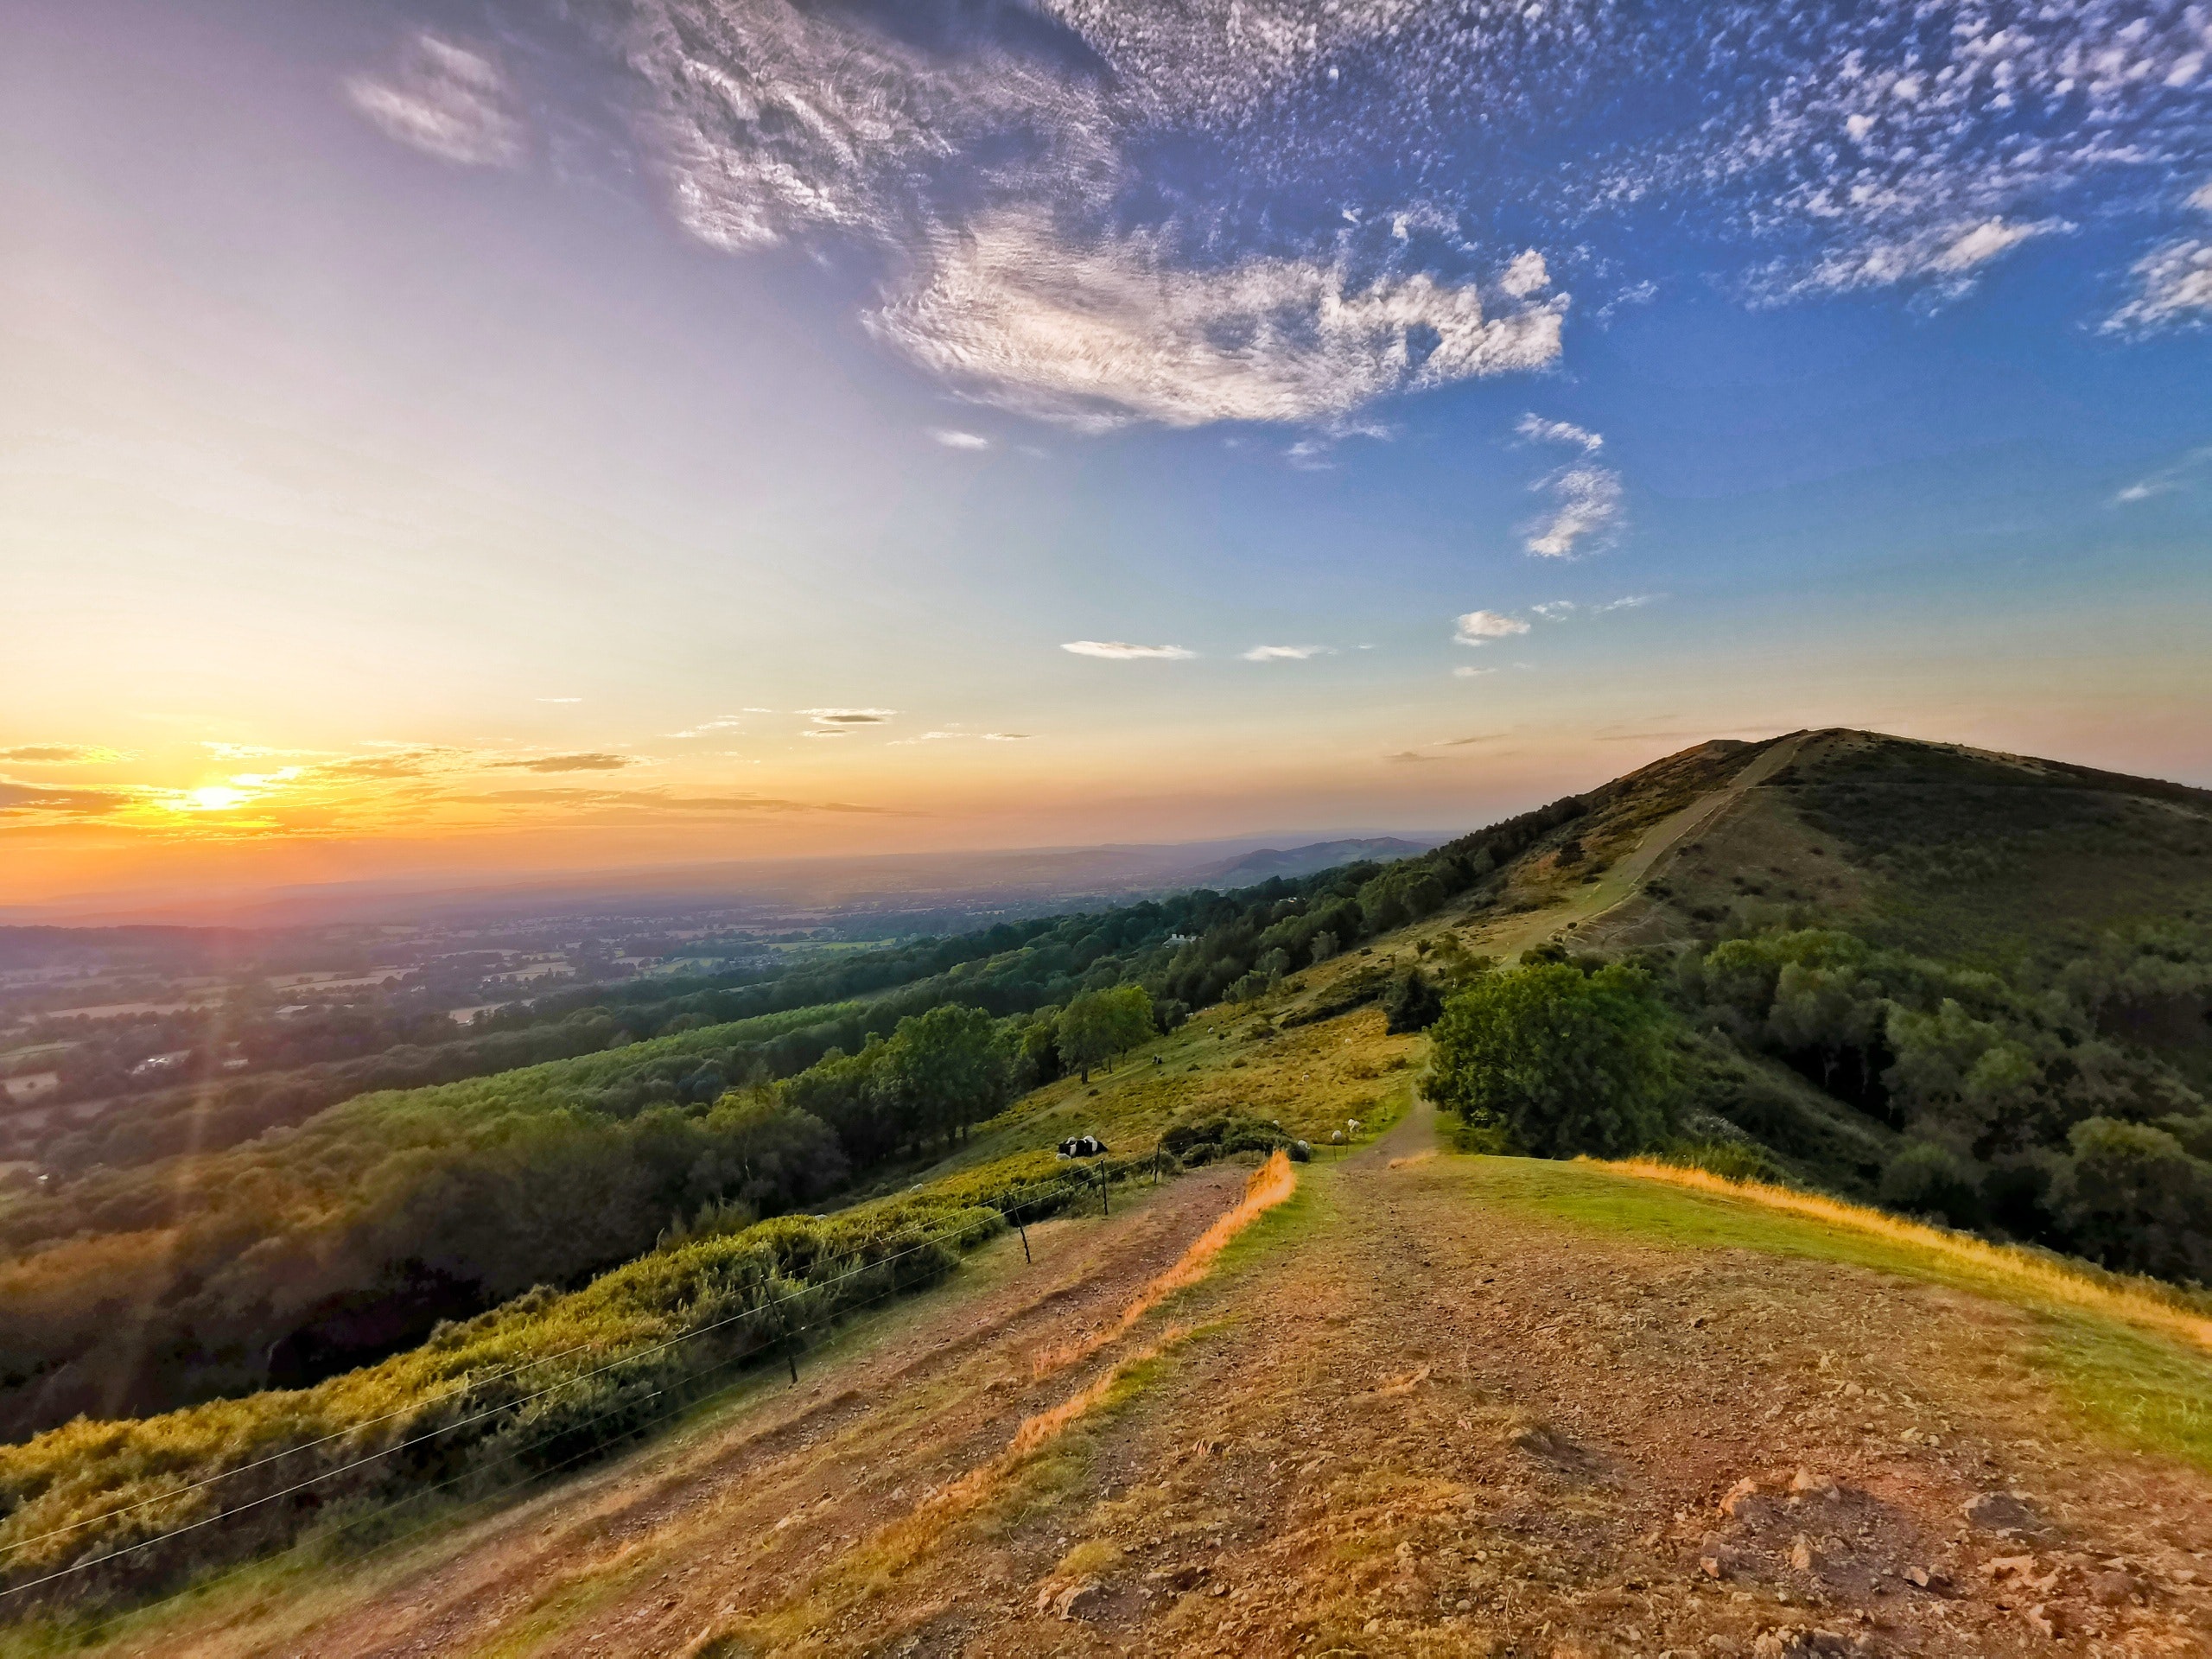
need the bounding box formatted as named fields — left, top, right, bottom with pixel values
left=893, top=729, right=1035, bottom=745
left=1060, top=640, right=1196, bottom=659
left=345, top=33, right=524, bottom=168
left=1523, top=464, right=1624, bottom=558
left=1779, top=218, right=2069, bottom=300
left=491, top=752, right=637, bottom=773
left=2113, top=446, right=2212, bottom=504
left=1453, top=610, right=1531, bottom=647
left=2105, top=239, right=2212, bottom=335
left=1516, top=414, right=1602, bottom=454
left=1529, top=601, right=1577, bottom=620
left=0, top=745, right=127, bottom=765
left=929, top=429, right=992, bottom=449
left=1451, top=665, right=1497, bottom=679
left=871, top=213, right=1566, bottom=431
left=459, top=788, right=896, bottom=815
left=1382, top=750, right=1440, bottom=764
left=1514, top=414, right=1624, bottom=557
left=1443, top=732, right=1508, bottom=746
left=801, top=709, right=896, bottom=726
left=1241, top=645, right=1333, bottom=661
left=669, top=715, right=749, bottom=737
left=0, top=781, right=138, bottom=818
left=1592, top=593, right=1659, bottom=613
left=617, top=0, right=2210, bottom=401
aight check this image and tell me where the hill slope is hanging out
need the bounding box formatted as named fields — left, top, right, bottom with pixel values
left=7, top=729, right=2212, bottom=1655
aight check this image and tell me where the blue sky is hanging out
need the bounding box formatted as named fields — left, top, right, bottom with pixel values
left=1, top=0, right=2208, bottom=903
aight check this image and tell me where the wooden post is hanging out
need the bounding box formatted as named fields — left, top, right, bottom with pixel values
left=1101, top=1169, right=1109, bottom=1216
left=787, top=1349, right=799, bottom=1386
left=1018, top=1216, right=1031, bottom=1263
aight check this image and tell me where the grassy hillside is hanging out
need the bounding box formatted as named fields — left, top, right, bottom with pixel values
left=6, top=727, right=2211, bottom=1648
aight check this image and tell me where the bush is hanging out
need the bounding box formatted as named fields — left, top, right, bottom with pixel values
left=1878, top=1140, right=1986, bottom=1228
left=1382, top=969, right=1445, bottom=1034
left=1159, top=1113, right=1310, bottom=1165
left=1425, top=963, right=1681, bottom=1158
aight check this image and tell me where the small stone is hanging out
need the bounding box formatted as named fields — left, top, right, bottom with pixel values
left=1789, top=1535, right=1816, bottom=1573
left=1789, top=1467, right=1840, bottom=1501
left=1963, top=1491, right=2040, bottom=1535
left=1903, top=1566, right=1929, bottom=1588
left=2087, top=1569, right=2139, bottom=1605
left=1719, top=1477, right=1763, bottom=1518
left=1050, top=1579, right=1106, bottom=1621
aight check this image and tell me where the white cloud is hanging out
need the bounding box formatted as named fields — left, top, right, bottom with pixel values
left=1516, top=414, right=1602, bottom=454
left=1453, top=610, right=1530, bottom=646
left=2113, top=446, right=2212, bottom=504
left=1241, top=645, right=1333, bottom=661
left=2104, top=239, right=2212, bottom=335
left=346, top=34, right=524, bottom=168
left=1523, top=465, right=1624, bottom=559
left=1060, top=640, right=1196, bottom=660
left=1783, top=218, right=2069, bottom=300
left=1451, top=665, right=1497, bottom=678
left=1498, top=250, right=1551, bottom=297
left=2193, top=181, right=2212, bottom=213
left=929, top=429, right=992, bottom=449
left=1529, top=601, right=1577, bottom=620
left=893, top=729, right=1036, bottom=745
left=871, top=213, right=1566, bottom=431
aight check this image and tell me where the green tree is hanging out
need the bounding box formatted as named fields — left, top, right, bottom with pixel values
left=1058, top=985, right=1155, bottom=1077
left=881, top=1004, right=1013, bottom=1145
left=1425, top=963, right=1681, bottom=1158
left=1382, top=969, right=1444, bottom=1034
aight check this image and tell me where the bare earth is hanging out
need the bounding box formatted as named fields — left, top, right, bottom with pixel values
left=132, top=1096, right=2212, bottom=1659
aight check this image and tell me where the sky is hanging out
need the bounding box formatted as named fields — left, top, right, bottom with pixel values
left=3, top=0, right=2209, bottom=912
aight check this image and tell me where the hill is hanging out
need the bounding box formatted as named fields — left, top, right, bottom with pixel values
left=1192, top=836, right=1437, bottom=886
left=2, top=729, right=2209, bottom=1655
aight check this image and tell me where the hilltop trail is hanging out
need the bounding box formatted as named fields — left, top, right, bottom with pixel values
left=1469, top=733, right=1804, bottom=960
left=153, top=1122, right=2212, bottom=1656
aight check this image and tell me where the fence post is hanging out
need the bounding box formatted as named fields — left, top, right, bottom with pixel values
left=1018, top=1214, right=1031, bottom=1263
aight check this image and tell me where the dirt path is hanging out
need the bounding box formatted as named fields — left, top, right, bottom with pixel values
left=664, top=1141, right=2209, bottom=1659
left=118, top=1121, right=2212, bottom=1657
left=1469, top=734, right=1805, bottom=961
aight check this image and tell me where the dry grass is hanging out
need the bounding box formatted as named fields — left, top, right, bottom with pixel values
left=1029, top=1151, right=1298, bottom=1380
left=1603, top=1156, right=2212, bottom=1354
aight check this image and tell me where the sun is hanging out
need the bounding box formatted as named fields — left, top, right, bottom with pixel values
left=179, top=785, right=251, bottom=811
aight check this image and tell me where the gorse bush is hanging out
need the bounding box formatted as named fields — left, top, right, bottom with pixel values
left=1425, top=963, right=1681, bottom=1159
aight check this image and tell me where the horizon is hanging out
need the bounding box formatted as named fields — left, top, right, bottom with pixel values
left=6, top=1, right=2210, bottom=917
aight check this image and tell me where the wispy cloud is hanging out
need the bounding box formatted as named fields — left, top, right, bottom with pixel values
left=2113, top=446, right=2212, bottom=505
left=1516, top=415, right=1624, bottom=558
left=872, top=212, right=1566, bottom=431
left=1060, top=640, right=1196, bottom=660
left=1516, top=413, right=1602, bottom=454
left=668, top=715, right=750, bottom=737
left=1453, top=610, right=1531, bottom=647
left=1241, top=645, right=1333, bottom=661
left=345, top=33, right=524, bottom=168
left=929, top=429, right=992, bottom=449
left=0, top=745, right=129, bottom=765
left=2105, top=240, right=2212, bottom=336
left=1451, top=665, right=1497, bottom=679
left=491, top=752, right=637, bottom=773
left=801, top=708, right=897, bottom=727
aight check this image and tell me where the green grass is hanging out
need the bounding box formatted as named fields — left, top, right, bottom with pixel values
left=1459, top=1154, right=2212, bottom=1472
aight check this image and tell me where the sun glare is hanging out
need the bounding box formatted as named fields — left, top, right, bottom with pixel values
left=180, top=785, right=250, bottom=811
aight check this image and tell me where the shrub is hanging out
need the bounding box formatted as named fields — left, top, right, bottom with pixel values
left=1424, top=963, right=1681, bottom=1158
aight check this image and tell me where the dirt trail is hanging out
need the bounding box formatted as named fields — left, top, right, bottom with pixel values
left=1469, top=733, right=1805, bottom=960
left=118, top=1102, right=2212, bottom=1657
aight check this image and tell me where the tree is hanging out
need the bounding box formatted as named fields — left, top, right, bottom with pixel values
left=1058, top=985, right=1155, bottom=1077
left=1382, top=969, right=1444, bottom=1034
left=1425, top=963, right=1681, bottom=1158
left=881, top=1004, right=1014, bottom=1145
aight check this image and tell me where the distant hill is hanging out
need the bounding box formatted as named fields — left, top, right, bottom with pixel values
left=1191, top=836, right=1437, bottom=887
